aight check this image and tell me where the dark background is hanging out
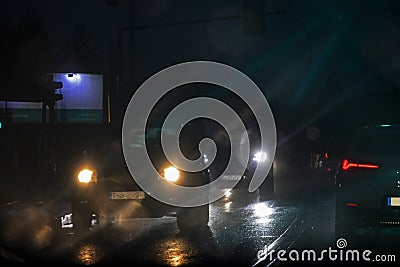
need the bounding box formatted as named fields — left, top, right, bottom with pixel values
left=1, top=0, right=400, bottom=200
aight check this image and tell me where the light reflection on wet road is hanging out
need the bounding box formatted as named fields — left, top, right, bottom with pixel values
left=73, top=242, right=105, bottom=265
left=0, top=193, right=328, bottom=267
left=83, top=199, right=307, bottom=267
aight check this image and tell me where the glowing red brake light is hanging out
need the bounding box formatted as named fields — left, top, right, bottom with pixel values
left=341, top=158, right=379, bottom=171
left=345, top=203, right=359, bottom=207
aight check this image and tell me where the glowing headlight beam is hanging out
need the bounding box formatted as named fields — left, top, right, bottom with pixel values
left=78, top=169, right=94, bottom=183
left=163, top=166, right=180, bottom=183
left=253, top=151, right=267, bottom=163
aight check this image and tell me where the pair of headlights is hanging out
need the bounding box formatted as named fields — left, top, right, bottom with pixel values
left=77, top=166, right=180, bottom=184
left=76, top=150, right=268, bottom=184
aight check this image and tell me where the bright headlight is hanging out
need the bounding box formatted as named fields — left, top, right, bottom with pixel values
left=77, top=169, right=94, bottom=183
left=163, top=166, right=180, bottom=183
left=253, top=151, right=267, bottom=163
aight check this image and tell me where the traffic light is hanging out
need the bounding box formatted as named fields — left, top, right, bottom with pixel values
left=44, top=74, right=63, bottom=102
left=45, top=74, right=63, bottom=90
left=49, top=81, right=63, bottom=91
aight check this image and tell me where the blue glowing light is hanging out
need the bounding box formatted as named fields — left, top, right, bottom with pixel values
left=65, top=73, right=81, bottom=81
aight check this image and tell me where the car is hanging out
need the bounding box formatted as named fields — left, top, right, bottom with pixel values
left=67, top=122, right=211, bottom=235
left=67, top=117, right=275, bottom=235
left=334, top=123, right=400, bottom=242
left=207, top=126, right=275, bottom=208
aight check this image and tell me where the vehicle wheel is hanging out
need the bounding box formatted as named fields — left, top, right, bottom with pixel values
left=73, top=213, right=92, bottom=237
left=71, top=201, right=94, bottom=235
left=176, top=205, right=209, bottom=234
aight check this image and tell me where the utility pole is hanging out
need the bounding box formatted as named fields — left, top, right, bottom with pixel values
left=39, top=75, right=63, bottom=198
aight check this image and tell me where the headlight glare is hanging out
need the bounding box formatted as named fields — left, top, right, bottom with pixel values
left=77, top=169, right=94, bottom=183
left=253, top=151, right=267, bottom=163
left=163, top=166, right=180, bottom=183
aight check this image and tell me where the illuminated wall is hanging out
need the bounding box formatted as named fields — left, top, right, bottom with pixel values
left=0, top=73, right=103, bottom=124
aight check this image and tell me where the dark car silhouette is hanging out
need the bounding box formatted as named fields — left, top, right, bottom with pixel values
left=335, top=123, right=400, bottom=242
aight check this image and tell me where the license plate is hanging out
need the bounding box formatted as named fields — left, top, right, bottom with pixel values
left=110, top=191, right=145, bottom=200
left=387, top=197, right=400, bottom=207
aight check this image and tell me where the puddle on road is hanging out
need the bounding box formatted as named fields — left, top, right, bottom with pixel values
left=152, top=238, right=198, bottom=266
left=73, top=242, right=105, bottom=265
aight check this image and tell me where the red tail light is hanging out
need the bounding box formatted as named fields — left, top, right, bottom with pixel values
left=345, top=203, right=359, bottom=207
left=341, top=158, right=379, bottom=171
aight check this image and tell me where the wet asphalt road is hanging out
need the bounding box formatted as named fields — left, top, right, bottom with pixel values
left=0, top=187, right=399, bottom=267
left=0, top=187, right=332, bottom=267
